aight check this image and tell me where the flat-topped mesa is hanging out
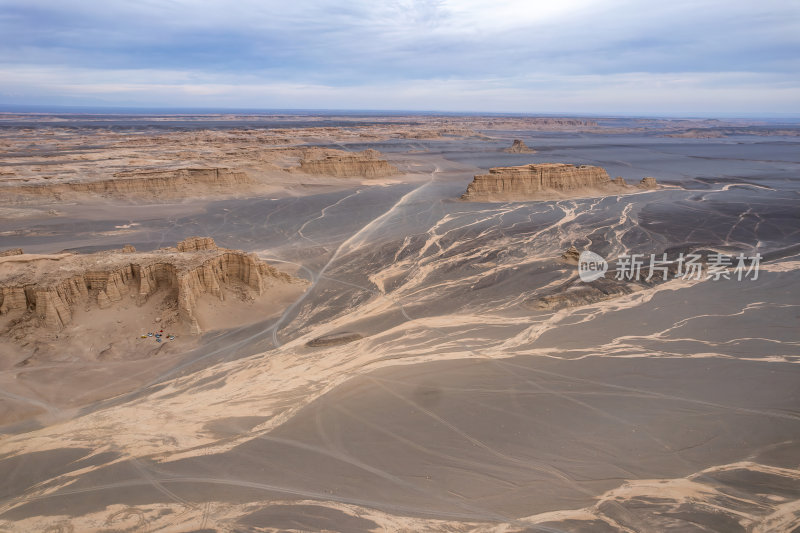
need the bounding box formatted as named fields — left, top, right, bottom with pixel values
left=504, top=139, right=536, bottom=153
left=1, top=167, right=253, bottom=201
left=0, top=240, right=297, bottom=335
left=295, top=149, right=399, bottom=178
left=461, top=163, right=614, bottom=202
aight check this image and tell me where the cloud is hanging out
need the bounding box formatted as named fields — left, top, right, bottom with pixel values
left=0, top=0, right=798, bottom=114
left=2, top=63, right=795, bottom=115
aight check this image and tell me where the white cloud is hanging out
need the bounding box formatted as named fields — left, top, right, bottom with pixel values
left=0, top=0, right=798, bottom=113
left=1, top=64, right=796, bottom=115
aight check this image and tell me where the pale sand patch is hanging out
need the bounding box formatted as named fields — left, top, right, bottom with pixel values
left=194, top=282, right=307, bottom=333
left=0, top=279, right=307, bottom=425
left=761, top=260, right=800, bottom=272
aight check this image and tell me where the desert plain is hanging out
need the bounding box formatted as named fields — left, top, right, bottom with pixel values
left=0, top=112, right=799, bottom=532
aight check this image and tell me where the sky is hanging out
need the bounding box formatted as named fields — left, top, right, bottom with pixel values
left=0, top=0, right=798, bottom=116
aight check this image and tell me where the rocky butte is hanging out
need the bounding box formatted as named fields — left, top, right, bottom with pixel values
left=503, top=139, right=536, bottom=153
left=461, top=163, right=658, bottom=202
left=0, top=237, right=300, bottom=336
left=294, top=149, right=399, bottom=178
left=640, top=176, right=658, bottom=189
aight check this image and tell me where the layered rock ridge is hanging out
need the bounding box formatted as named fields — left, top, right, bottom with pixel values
left=462, top=163, right=613, bottom=201
left=461, top=163, right=659, bottom=201
left=0, top=237, right=295, bottom=334
left=2, top=168, right=252, bottom=201
left=293, top=149, right=399, bottom=178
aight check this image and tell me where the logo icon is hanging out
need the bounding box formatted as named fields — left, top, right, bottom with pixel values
left=578, top=250, right=607, bottom=282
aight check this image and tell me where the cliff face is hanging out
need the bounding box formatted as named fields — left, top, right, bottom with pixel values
left=462, top=163, right=613, bottom=201
left=295, top=149, right=399, bottom=178
left=2, top=168, right=252, bottom=201
left=0, top=238, right=295, bottom=334
left=176, top=236, right=217, bottom=252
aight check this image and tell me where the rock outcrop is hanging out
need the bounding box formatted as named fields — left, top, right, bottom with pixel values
left=0, top=238, right=297, bottom=334
left=2, top=168, right=253, bottom=201
left=294, top=149, right=399, bottom=178
left=527, top=277, right=637, bottom=311
left=0, top=248, right=23, bottom=257
left=177, top=236, right=217, bottom=252
left=639, top=177, right=658, bottom=189
left=504, top=140, right=536, bottom=153
left=461, top=163, right=615, bottom=202
left=306, top=332, right=363, bottom=347
left=561, top=246, right=580, bottom=264
left=529, top=247, right=690, bottom=312
left=0, top=286, right=28, bottom=316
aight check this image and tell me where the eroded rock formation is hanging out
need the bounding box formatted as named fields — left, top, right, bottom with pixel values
left=177, top=236, right=217, bottom=252
left=2, top=168, right=252, bottom=201
left=527, top=277, right=637, bottom=311
left=639, top=177, right=658, bottom=189
left=294, top=149, right=399, bottom=178
left=461, top=163, right=662, bottom=201
left=530, top=247, right=688, bottom=311
left=0, top=248, right=23, bottom=257
left=462, top=163, right=615, bottom=201
left=0, top=238, right=297, bottom=334
left=504, top=140, right=536, bottom=153
left=561, top=246, right=580, bottom=264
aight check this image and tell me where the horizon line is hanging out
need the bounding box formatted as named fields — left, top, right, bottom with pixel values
left=1, top=104, right=799, bottom=122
